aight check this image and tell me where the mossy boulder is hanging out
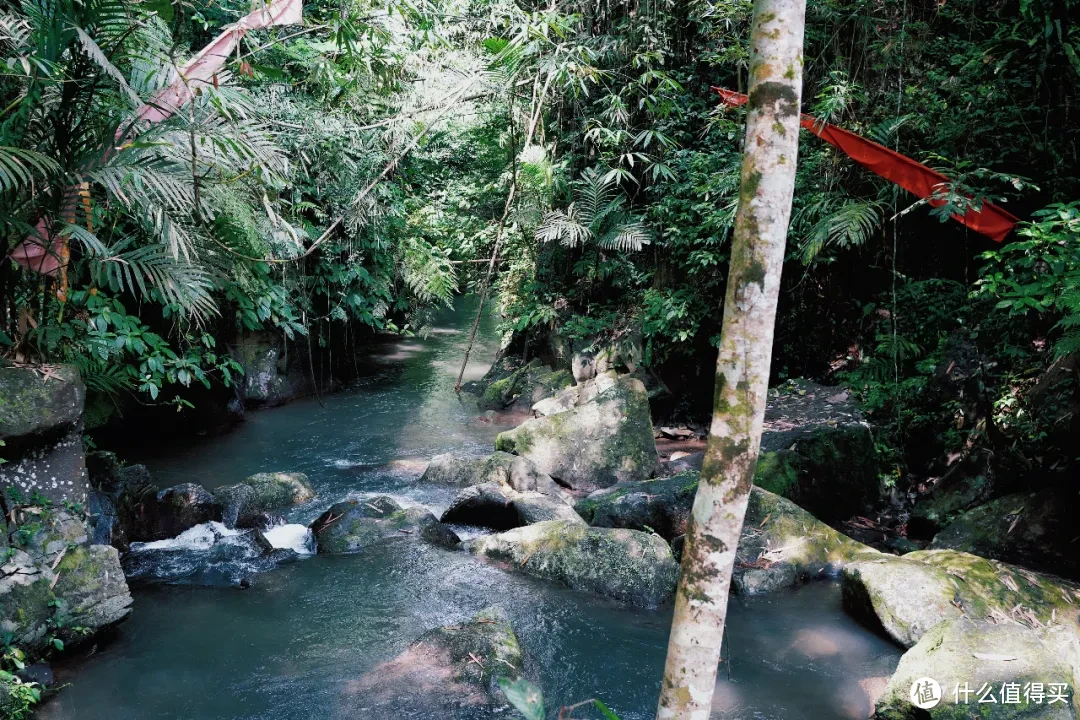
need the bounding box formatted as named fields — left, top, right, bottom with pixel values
left=575, top=474, right=877, bottom=594
left=875, top=618, right=1080, bottom=719
left=419, top=452, right=564, bottom=498
left=930, top=490, right=1080, bottom=580
left=468, top=520, right=678, bottom=607
left=230, top=330, right=312, bottom=408
left=495, top=375, right=659, bottom=491
left=215, top=472, right=315, bottom=528
left=843, top=549, right=1080, bottom=650
left=478, top=360, right=574, bottom=411
left=50, top=544, right=133, bottom=642
left=754, top=380, right=878, bottom=523
left=0, top=365, right=84, bottom=440
left=0, top=550, right=54, bottom=649
left=574, top=471, right=699, bottom=541
left=908, top=474, right=994, bottom=536
left=310, top=496, right=458, bottom=554
left=136, top=483, right=221, bottom=541
left=349, top=607, right=524, bottom=714
left=441, top=482, right=584, bottom=529
left=531, top=370, right=618, bottom=417
left=735, top=484, right=880, bottom=594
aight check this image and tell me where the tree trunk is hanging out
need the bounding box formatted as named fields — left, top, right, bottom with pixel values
left=655, top=1, right=805, bottom=718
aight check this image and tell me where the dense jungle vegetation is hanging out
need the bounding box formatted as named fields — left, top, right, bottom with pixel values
left=1, top=0, right=1078, bottom=509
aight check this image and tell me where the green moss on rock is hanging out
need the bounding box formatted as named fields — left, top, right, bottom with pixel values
left=468, top=519, right=678, bottom=608
left=495, top=375, right=659, bottom=491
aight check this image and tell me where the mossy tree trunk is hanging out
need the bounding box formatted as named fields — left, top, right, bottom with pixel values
left=655, top=1, right=806, bottom=717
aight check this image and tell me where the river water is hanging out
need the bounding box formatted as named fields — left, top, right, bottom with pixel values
left=41, top=299, right=901, bottom=720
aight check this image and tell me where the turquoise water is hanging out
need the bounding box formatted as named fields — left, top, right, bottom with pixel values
left=41, top=299, right=901, bottom=719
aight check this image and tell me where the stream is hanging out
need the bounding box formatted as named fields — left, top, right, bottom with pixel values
left=40, top=299, right=901, bottom=720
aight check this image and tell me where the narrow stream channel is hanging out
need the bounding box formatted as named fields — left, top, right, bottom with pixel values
left=40, top=299, right=901, bottom=720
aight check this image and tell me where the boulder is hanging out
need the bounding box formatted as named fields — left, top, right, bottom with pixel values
left=908, top=473, right=994, bottom=537
left=139, top=483, right=221, bottom=541
left=468, top=520, right=678, bottom=607
left=875, top=618, right=1080, bottom=719
left=495, top=375, right=659, bottom=491
left=576, top=473, right=875, bottom=594
left=441, top=482, right=584, bottom=530
left=86, top=489, right=119, bottom=546
left=0, top=550, right=53, bottom=649
left=348, top=607, right=523, bottom=715
left=735, top=484, right=879, bottom=594
left=50, top=544, right=133, bottom=642
left=311, top=496, right=459, bottom=554
left=215, top=472, right=315, bottom=528
left=420, top=452, right=565, bottom=498
left=0, top=365, right=84, bottom=439
left=0, top=366, right=90, bottom=508
left=0, top=538, right=131, bottom=654
left=930, top=490, right=1080, bottom=580
left=230, top=330, right=316, bottom=408
left=530, top=370, right=618, bottom=417
left=574, top=472, right=699, bottom=541
left=842, top=549, right=1080, bottom=650
left=478, top=360, right=573, bottom=411
left=123, top=522, right=299, bottom=586
left=753, top=380, right=878, bottom=523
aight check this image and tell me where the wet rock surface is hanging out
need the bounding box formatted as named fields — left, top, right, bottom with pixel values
left=214, top=471, right=315, bottom=528
left=311, top=496, right=459, bottom=554
left=122, top=522, right=300, bottom=587
left=347, top=607, right=524, bottom=718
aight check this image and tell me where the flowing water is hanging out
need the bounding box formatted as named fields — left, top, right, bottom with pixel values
left=41, top=299, right=902, bottom=720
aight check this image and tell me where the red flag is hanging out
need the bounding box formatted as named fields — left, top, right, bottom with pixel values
left=714, top=87, right=1019, bottom=242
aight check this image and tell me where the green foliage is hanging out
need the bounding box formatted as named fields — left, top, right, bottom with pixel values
left=977, top=202, right=1080, bottom=358
left=499, top=676, right=622, bottom=720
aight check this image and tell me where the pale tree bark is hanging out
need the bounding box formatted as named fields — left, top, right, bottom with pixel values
left=655, top=1, right=806, bottom=718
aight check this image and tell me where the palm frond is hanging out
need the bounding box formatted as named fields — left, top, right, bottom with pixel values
left=800, top=199, right=884, bottom=263
left=0, top=145, right=63, bottom=192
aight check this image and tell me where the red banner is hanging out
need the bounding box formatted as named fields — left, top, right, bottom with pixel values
left=714, top=87, right=1019, bottom=242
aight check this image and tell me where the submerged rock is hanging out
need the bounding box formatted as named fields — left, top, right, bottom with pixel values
left=311, top=496, right=459, bottom=554
left=347, top=607, right=523, bottom=716
left=468, top=520, right=678, bottom=608
left=495, top=374, right=659, bottom=491
left=875, top=618, right=1080, bottom=719
left=929, top=489, right=1080, bottom=580
left=441, top=482, right=584, bottom=530
left=215, top=471, right=315, bottom=528
left=842, top=549, right=1080, bottom=650
left=123, top=522, right=299, bottom=586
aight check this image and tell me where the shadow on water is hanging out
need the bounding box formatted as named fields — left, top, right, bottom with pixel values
left=42, top=297, right=901, bottom=719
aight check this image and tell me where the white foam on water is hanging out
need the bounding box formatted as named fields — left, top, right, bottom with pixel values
left=131, top=522, right=242, bottom=552
left=262, top=523, right=316, bottom=555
